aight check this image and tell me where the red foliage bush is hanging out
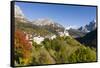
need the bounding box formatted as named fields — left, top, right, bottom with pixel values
left=15, top=29, right=32, bottom=58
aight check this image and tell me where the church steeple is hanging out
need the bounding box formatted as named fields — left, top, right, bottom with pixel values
left=64, top=28, right=69, bottom=36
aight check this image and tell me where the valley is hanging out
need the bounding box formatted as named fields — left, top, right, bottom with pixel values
left=14, top=5, right=97, bottom=66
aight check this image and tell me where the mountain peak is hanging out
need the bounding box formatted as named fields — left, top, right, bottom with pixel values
left=78, top=20, right=96, bottom=33
left=15, top=5, right=24, bottom=18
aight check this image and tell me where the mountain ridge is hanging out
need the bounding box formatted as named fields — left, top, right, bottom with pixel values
left=78, top=20, right=96, bottom=33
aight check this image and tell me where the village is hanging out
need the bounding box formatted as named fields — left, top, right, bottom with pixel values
left=24, top=28, right=69, bottom=46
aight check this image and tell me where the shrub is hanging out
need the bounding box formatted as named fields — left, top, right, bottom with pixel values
left=68, top=46, right=96, bottom=63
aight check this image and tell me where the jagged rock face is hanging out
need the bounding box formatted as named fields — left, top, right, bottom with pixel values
left=85, top=20, right=96, bottom=31
left=78, top=26, right=90, bottom=33
left=15, top=5, right=24, bottom=18
left=32, top=18, right=64, bottom=28
left=14, top=5, right=30, bottom=23
left=32, top=19, right=54, bottom=26
left=78, top=20, right=97, bottom=33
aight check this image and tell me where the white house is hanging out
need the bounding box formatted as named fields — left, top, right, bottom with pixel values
left=50, top=35, right=56, bottom=40
left=58, top=32, right=64, bottom=37
left=33, top=36, right=44, bottom=44
left=58, top=28, right=69, bottom=37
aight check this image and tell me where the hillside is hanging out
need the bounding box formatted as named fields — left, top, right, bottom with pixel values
left=76, top=29, right=97, bottom=48
left=15, top=31, right=96, bottom=66
left=15, top=18, right=54, bottom=37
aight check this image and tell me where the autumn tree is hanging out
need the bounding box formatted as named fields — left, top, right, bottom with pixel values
left=14, top=29, right=32, bottom=66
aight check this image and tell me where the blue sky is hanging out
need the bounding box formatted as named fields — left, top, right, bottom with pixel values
left=15, top=2, right=96, bottom=28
